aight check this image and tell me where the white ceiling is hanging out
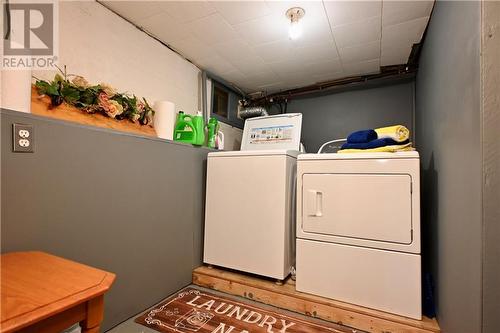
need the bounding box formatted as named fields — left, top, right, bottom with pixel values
left=101, top=1, right=434, bottom=94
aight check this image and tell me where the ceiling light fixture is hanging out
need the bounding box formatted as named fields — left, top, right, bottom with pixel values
left=286, top=7, right=305, bottom=40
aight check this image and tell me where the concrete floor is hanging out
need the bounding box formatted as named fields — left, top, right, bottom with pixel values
left=105, top=285, right=363, bottom=333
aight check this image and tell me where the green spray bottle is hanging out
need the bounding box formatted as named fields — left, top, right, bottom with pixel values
left=206, top=117, right=219, bottom=149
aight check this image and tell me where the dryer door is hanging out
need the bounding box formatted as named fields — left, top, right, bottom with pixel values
left=302, top=173, right=413, bottom=244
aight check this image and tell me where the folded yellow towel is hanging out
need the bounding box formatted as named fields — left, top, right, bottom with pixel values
left=338, top=142, right=414, bottom=154
left=375, top=125, right=410, bottom=143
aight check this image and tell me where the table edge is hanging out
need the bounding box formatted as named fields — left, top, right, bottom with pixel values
left=1, top=272, right=116, bottom=332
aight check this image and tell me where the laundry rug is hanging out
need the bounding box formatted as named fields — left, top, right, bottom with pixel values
left=135, top=287, right=363, bottom=333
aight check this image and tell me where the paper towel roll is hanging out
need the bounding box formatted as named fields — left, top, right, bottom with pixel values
left=153, top=100, right=176, bottom=140
left=1, top=68, right=32, bottom=113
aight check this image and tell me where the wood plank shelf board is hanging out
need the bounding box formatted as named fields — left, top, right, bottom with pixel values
left=192, top=266, right=440, bottom=333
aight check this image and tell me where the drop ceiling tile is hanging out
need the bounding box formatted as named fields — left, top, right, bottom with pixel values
left=303, top=58, right=343, bottom=75
left=211, top=39, right=256, bottom=63
left=324, top=0, right=382, bottom=27
left=339, top=40, right=381, bottom=64
left=137, top=12, right=192, bottom=44
left=100, top=1, right=161, bottom=22
left=245, top=71, right=280, bottom=87
left=282, top=77, right=316, bottom=90
left=233, top=13, right=289, bottom=46
left=276, top=68, right=314, bottom=84
left=170, top=35, right=218, bottom=61
left=332, top=16, right=381, bottom=48
left=212, top=1, right=272, bottom=25
left=343, top=58, right=380, bottom=76
left=382, top=1, right=434, bottom=27
left=196, top=55, right=238, bottom=74
left=294, top=19, right=334, bottom=47
left=187, top=13, right=240, bottom=45
left=252, top=39, right=296, bottom=63
left=221, top=70, right=247, bottom=83
left=229, top=56, right=272, bottom=76
left=246, top=71, right=277, bottom=81
left=381, top=15, right=430, bottom=66
left=381, top=46, right=410, bottom=66
left=157, top=1, right=217, bottom=24
left=382, top=16, right=429, bottom=47
left=268, top=59, right=309, bottom=78
left=312, top=71, right=349, bottom=83
left=262, top=42, right=340, bottom=75
left=294, top=42, right=340, bottom=63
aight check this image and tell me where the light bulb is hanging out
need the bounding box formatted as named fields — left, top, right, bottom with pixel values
left=286, top=7, right=305, bottom=40
left=289, top=19, right=302, bottom=40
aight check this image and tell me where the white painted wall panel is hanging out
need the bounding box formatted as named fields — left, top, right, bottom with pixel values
left=30, top=1, right=243, bottom=149
left=34, top=2, right=199, bottom=118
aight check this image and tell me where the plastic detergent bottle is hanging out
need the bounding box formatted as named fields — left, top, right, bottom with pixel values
left=173, top=111, right=196, bottom=144
left=192, top=111, right=205, bottom=146
left=206, top=117, right=219, bottom=148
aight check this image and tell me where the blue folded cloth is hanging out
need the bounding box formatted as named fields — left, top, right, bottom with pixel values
left=341, top=138, right=409, bottom=150
left=347, top=129, right=378, bottom=143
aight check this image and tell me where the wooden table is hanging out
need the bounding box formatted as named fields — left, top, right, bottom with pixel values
left=1, top=251, right=116, bottom=333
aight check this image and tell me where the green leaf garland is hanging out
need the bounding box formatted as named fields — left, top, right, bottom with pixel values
left=34, top=70, right=155, bottom=125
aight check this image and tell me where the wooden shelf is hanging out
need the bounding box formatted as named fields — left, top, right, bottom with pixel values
left=193, top=266, right=440, bottom=333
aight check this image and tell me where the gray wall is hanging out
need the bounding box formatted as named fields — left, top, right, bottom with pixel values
left=286, top=81, right=415, bottom=152
left=1, top=109, right=208, bottom=330
left=482, top=2, right=500, bottom=332
left=415, top=2, right=482, bottom=333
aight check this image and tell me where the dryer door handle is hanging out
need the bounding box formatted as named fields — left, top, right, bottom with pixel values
left=306, top=190, right=323, bottom=217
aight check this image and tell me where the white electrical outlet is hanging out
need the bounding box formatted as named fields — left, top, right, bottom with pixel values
left=19, top=129, right=30, bottom=138
left=12, top=123, right=34, bottom=153
left=19, top=139, right=30, bottom=147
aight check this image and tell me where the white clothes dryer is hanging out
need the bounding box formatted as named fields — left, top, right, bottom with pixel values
left=296, top=151, right=422, bottom=319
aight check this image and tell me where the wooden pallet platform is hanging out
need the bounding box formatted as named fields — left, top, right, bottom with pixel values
left=193, top=266, right=440, bottom=333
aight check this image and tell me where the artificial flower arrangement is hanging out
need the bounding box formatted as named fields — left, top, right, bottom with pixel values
left=34, top=67, right=154, bottom=126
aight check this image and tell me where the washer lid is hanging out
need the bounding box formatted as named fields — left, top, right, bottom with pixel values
left=208, top=149, right=300, bottom=158
left=241, top=113, right=302, bottom=151
left=298, top=151, right=419, bottom=160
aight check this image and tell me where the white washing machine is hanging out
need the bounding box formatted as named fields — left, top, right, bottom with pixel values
left=296, top=151, right=421, bottom=319
left=204, top=114, right=302, bottom=280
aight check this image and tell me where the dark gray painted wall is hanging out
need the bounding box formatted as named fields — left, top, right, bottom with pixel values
left=415, top=2, right=482, bottom=333
left=482, top=2, right=500, bottom=332
left=1, top=109, right=208, bottom=330
left=285, top=81, right=415, bottom=152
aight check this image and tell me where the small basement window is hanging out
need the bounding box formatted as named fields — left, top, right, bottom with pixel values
left=213, top=85, right=229, bottom=118
left=208, top=78, right=244, bottom=129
